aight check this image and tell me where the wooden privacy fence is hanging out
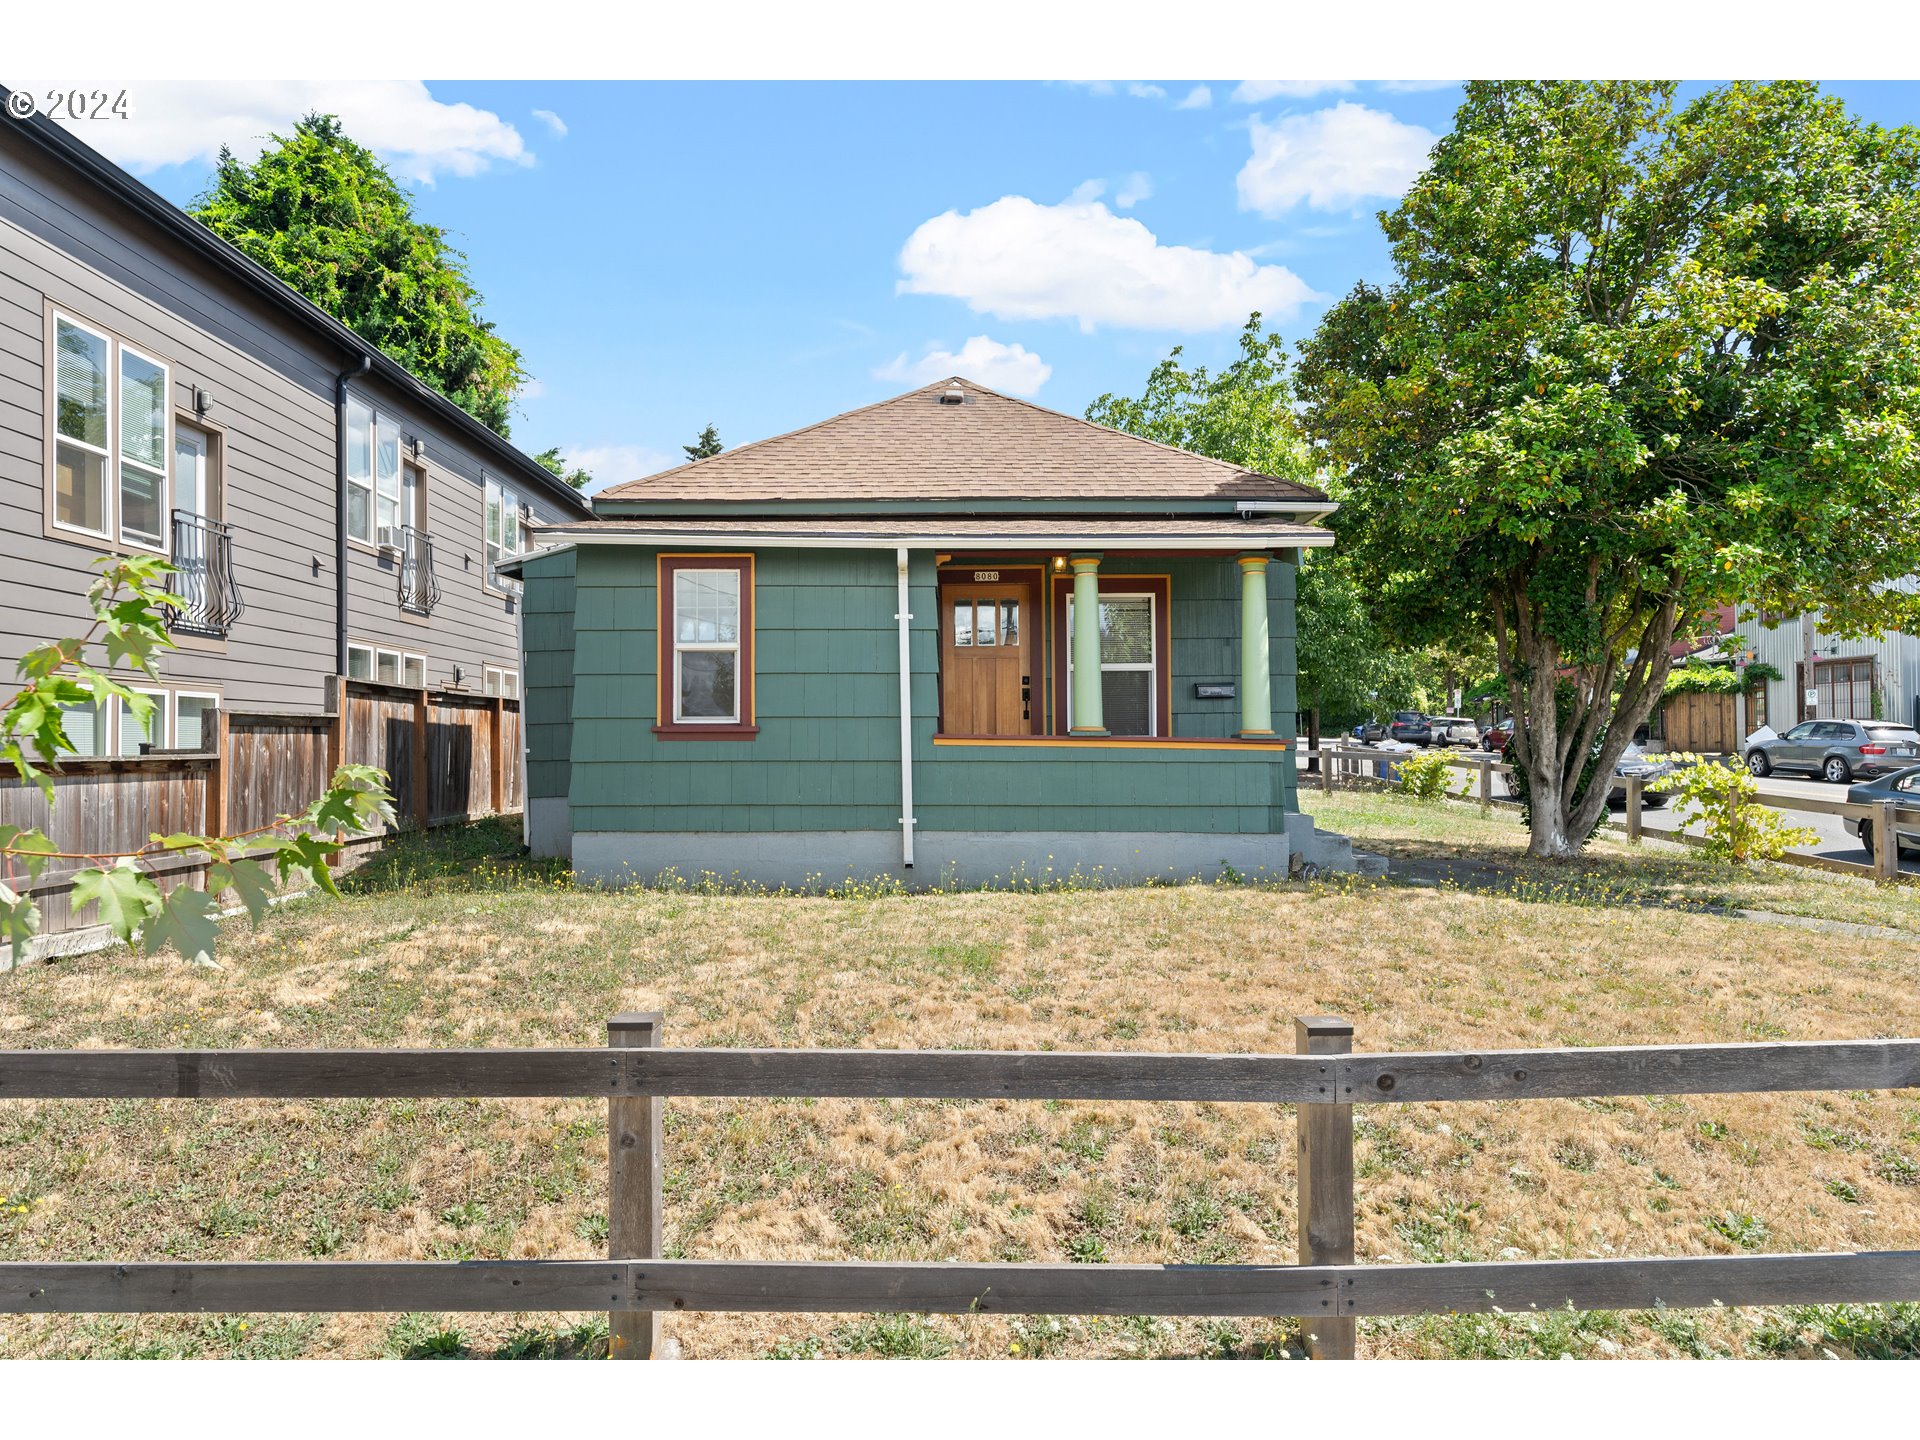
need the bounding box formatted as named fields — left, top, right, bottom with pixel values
left=2, top=680, right=522, bottom=950
left=1304, top=744, right=1919, bottom=886
left=3, top=1019, right=1918, bottom=1359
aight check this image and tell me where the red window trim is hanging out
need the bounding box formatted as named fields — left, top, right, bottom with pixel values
left=1048, top=573, right=1173, bottom=738
left=654, top=553, right=759, bottom=740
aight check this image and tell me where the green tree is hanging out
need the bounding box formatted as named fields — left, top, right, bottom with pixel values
left=1295, top=82, right=1920, bottom=857
left=191, top=114, right=525, bottom=434
left=683, top=424, right=724, bottom=462
left=1086, top=315, right=1408, bottom=734
left=532, top=447, right=592, bottom=491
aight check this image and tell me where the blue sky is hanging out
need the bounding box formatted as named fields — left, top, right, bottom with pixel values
left=95, top=79, right=1920, bottom=491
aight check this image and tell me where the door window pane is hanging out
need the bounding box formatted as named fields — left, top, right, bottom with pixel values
left=55, top=442, right=107, bottom=531
left=175, top=694, right=215, bottom=751
left=55, top=319, right=109, bottom=448
left=679, top=650, right=736, bottom=719
left=174, top=429, right=207, bottom=516
left=1001, top=601, right=1019, bottom=646
left=953, top=600, right=973, bottom=646
left=1103, top=671, right=1153, bottom=737
left=977, top=600, right=997, bottom=646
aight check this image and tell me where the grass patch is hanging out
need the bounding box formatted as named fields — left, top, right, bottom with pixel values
left=2, top=807, right=1917, bottom=1357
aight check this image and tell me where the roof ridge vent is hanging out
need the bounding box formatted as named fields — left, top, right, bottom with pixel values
left=938, top=382, right=967, bottom=405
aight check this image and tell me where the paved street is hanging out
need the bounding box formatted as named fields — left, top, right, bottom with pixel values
left=1302, top=747, right=1920, bottom=876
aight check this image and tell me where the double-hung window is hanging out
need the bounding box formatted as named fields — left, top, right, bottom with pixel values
left=51, top=312, right=170, bottom=550
left=484, top=476, right=524, bottom=589
left=1066, top=592, right=1159, bottom=737
left=656, top=556, right=756, bottom=736
left=346, top=398, right=413, bottom=547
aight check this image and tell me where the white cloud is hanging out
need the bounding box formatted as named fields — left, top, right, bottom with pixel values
left=1175, top=85, right=1213, bottom=110
left=876, top=336, right=1053, bottom=397
left=897, top=195, right=1317, bottom=333
left=1126, top=83, right=1167, bottom=100
left=1067, top=178, right=1107, bottom=204
left=531, top=108, right=568, bottom=137
left=559, top=442, right=678, bottom=492
left=1378, top=80, right=1463, bottom=93
left=1237, top=101, right=1437, bottom=214
left=1231, top=80, right=1356, bottom=103
left=48, top=80, right=530, bottom=183
left=1114, top=172, right=1153, bottom=210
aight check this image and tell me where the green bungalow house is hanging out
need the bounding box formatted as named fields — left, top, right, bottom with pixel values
left=505, top=377, right=1362, bottom=887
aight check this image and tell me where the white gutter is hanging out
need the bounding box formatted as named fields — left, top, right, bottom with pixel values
left=895, top=546, right=916, bottom=868
left=501, top=527, right=1336, bottom=572
left=1236, top=499, right=1339, bottom=520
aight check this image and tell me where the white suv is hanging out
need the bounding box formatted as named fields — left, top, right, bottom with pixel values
left=1428, top=716, right=1481, bottom=747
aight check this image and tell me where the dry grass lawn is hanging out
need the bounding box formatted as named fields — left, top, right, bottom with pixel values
left=1, top=801, right=1917, bottom=1360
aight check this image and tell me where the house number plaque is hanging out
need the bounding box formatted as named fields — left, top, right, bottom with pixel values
left=973, top=570, right=1000, bottom=581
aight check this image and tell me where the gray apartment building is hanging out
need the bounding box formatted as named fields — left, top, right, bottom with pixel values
left=2, top=97, right=593, bottom=758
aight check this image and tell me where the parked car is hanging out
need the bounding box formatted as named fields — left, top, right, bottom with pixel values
left=1843, top=765, right=1920, bottom=862
left=1745, top=719, right=1920, bottom=783
left=1387, top=711, right=1433, bottom=746
left=1350, top=719, right=1388, bottom=745
left=1481, top=720, right=1513, bottom=754
left=1608, top=743, right=1674, bottom=809
left=1428, top=715, right=1480, bottom=747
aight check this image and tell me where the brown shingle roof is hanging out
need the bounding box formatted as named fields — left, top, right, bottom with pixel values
left=593, top=377, right=1330, bottom=507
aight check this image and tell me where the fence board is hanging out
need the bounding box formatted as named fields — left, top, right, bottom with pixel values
left=4, top=1251, right=1914, bottom=1319
left=6, top=1037, right=1917, bottom=1102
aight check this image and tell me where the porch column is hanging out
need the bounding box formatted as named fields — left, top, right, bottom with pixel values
left=1069, top=553, right=1106, bottom=736
left=1238, top=552, right=1274, bottom=737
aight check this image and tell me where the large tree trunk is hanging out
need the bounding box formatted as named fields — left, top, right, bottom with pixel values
left=1495, top=577, right=1681, bottom=860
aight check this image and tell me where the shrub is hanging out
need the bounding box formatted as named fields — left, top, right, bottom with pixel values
left=1651, top=755, right=1818, bottom=863
left=1394, top=747, right=1466, bottom=801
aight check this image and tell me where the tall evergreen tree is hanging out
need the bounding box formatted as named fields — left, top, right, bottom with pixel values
left=191, top=114, right=525, bottom=434
left=683, top=424, right=724, bottom=462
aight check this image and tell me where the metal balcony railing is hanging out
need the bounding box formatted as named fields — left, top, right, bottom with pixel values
left=396, top=523, right=441, bottom=616
left=168, top=509, right=245, bottom=639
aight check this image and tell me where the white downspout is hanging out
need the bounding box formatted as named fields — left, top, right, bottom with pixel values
left=895, top=546, right=916, bottom=868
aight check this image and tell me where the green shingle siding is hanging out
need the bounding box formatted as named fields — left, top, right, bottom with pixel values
left=521, top=545, right=1302, bottom=834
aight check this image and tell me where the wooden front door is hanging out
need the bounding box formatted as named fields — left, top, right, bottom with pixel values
left=941, top=580, right=1037, bottom=735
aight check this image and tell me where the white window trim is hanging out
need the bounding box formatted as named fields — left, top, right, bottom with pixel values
left=347, top=399, right=414, bottom=549
left=483, top=665, right=519, bottom=699
left=172, top=691, right=219, bottom=752
left=347, top=641, right=426, bottom=688
left=670, top=570, right=743, bottom=726
left=484, top=475, right=526, bottom=592
left=51, top=310, right=172, bottom=553
left=1065, top=591, right=1158, bottom=734
left=346, top=642, right=375, bottom=682
left=120, top=686, right=168, bottom=755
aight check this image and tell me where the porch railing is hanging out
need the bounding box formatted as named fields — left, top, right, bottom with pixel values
left=396, top=524, right=441, bottom=616
left=167, top=509, right=245, bottom=639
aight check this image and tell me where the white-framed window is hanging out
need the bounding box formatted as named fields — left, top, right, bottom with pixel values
left=59, top=698, right=113, bottom=758
left=173, top=692, right=218, bottom=751
left=671, top=566, right=742, bottom=724
left=345, top=399, right=414, bottom=547
left=118, top=687, right=168, bottom=755
left=483, top=665, right=519, bottom=699
left=485, top=475, right=524, bottom=589
left=1066, top=592, right=1158, bottom=737
left=51, top=311, right=171, bottom=550
left=349, top=642, right=426, bottom=688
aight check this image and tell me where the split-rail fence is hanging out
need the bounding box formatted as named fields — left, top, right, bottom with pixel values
left=3, top=1017, right=1917, bottom=1359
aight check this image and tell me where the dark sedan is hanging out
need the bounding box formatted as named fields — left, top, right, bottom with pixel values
left=1746, top=719, right=1920, bottom=783
left=1843, top=765, right=1920, bottom=862
left=1387, top=711, right=1432, bottom=746
left=1350, top=719, right=1388, bottom=745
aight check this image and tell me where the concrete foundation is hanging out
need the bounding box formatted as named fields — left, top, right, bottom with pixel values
left=570, top=817, right=1363, bottom=891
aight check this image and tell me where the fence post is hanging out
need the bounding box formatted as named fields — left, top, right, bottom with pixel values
left=1874, top=800, right=1900, bottom=885
left=326, top=676, right=348, bottom=774
left=1321, top=749, right=1334, bottom=796
left=1478, top=756, right=1492, bottom=815
left=206, top=706, right=230, bottom=841
left=1294, top=1015, right=1356, bottom=1360
left=412, top=687, right=431, bottom=830
left=488, top=696, right=507, bottom=815
left=608, top=1012, right=664, bottom=1359
left=1626, top=775, right=1643, bottom=843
